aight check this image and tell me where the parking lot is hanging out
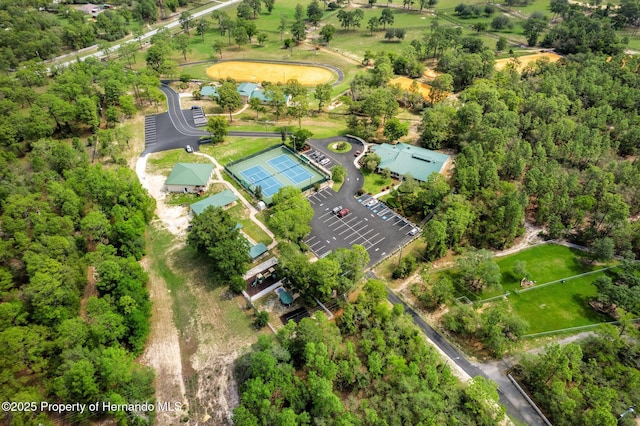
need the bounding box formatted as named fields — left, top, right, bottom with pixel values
left=304, top=188, right=419, bottom=266
left=302, top=149, right=337, bottom=170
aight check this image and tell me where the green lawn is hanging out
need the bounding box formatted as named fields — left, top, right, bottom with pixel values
left=147, top=149, right=212, bottom=174
left=361, top=169, right=395, bottom=194
left=496, top=244, right=605, bottom=292
left=509, top=272, right=610, bottom=334
left=226, top=203, right=273, bottom=246
left=200, top=136, right=281, bottom=164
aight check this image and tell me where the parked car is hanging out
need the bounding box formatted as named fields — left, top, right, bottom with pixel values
left=337, top=208, right=350, bottom=218
left=320, top=158, right=330, bottom=166
left=332, top=205, right=343, bottom=215
left=408, top=227, right=420, bottom=236
left=185, top=145, right=193, bottom=153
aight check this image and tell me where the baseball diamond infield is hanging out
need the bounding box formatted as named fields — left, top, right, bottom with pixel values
left=206, top=61, right=336, bottom=86
left=495, top=52, right=563, bottom=72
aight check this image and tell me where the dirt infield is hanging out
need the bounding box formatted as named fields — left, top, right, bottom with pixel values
left=495, top=52, right=562, bottom=72
left=390, top=76, right=450, bottom=101
left=206, top=61, right=335, bottom=86
left=423, top=68, right=442, bottom=80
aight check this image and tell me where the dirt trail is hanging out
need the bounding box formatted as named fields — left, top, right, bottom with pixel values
left=139, top=257, right=187, bottom=425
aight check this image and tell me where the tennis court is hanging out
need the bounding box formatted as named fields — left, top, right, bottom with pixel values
left=226, top=145, right=327, bottom=204
left=268, top=155, right=313, bottom=185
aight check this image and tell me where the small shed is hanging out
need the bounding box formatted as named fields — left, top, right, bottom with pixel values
left=278, top=288, right=294, bottom=307
left=200, top=85, right=219, bottom=99
left=190, top=189, right=238, bottom=215
left=165, top=163, right=214, bottom=193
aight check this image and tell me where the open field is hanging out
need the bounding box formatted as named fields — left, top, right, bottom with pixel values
left=200, top=137, right=282, bottom=165
left=495, top=52, right=563, bottom=72
left=206, top=61, right=336, bottom=85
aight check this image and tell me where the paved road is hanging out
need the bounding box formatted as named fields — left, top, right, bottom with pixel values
left=52, top=0, right=242, bottom=68
left=386, top=291, right=545, bottom=426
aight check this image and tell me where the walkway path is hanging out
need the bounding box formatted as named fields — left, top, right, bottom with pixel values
left=193, top=151, right=277, bottom=249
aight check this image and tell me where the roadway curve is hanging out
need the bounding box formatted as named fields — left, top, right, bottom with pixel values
left=147, top=84, right=548, bottom=426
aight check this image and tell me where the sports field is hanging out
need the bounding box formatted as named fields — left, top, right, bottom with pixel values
left=226, top=145, right=327, bottom=204
left=389, top=76, right=450, bottom=101
left=495, top=52, right=563, bottom=72
left=206, top=61, right=335, bottom=86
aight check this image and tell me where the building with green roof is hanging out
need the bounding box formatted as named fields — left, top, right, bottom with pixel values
left=165, top=163, right=214, bottom=193
left=190, top=189, right=239, bottom=215
left=369, top=143, right=450, bottom=182
left=200, top=86, right=219, bottom=99
left=237, top=82, right=259, bottom=102
left=249, top=242, right=268, bottom=260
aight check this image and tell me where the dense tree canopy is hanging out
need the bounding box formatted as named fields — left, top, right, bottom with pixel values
left=233, top=283, right=506, bottom=425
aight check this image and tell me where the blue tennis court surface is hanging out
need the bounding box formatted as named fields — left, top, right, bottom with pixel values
left=268, top=155, right=313, bottom=185
left=239, top=165, right=283, bottom=197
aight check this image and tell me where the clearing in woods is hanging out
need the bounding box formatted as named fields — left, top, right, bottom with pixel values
left=494, top=52, right=563, bottom=72
left=206, top=61, right=336, bottom=86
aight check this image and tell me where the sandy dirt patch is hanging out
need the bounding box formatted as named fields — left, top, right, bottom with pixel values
left=423, top=68, right=442, bottom=80
left=495, top=52, right=562, bottom=72
left=390, top=76, right=451, bottom=101
left=140, top=256, right=187, bottom=425
left=206, top=61, right=336, bottom=86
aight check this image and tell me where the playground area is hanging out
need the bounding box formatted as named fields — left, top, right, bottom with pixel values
left=495, top=52, right=563, bottom=72
left=225, top=145, right=327, bottom=204
left=206, top=61, right=336, bottom=86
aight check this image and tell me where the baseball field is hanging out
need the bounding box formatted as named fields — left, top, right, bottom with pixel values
left=206, top=61, right=336, bottom=85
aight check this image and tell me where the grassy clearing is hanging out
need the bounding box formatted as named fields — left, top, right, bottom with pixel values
left=375, top=237, right=426, bottom=284
left=361, top=169, right=395, bottom=194
left=508, top=272, right=610, bottom=334
left=201, top=137, right=282, bottom=164
left=147, top=149, right=212, bottom=174
left=165, top=183, right=227, bottom=206
left=148, top=225, right=257, bottom=339
left=226, top=203, right=273, bottom=246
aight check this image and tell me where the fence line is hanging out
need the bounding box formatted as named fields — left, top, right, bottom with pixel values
left=517, top=267, right=614, bottom=294
left=476, top=292, right=510, bottom=304
left=507, top=374, right=554, bottom=426
left=521, top=318, right=640, bottom=339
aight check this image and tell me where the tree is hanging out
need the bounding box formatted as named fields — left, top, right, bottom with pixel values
left=206, top=116, right=229, bottom=143
left=380, top=8, right=394, bottom=29
left=319, top=24, right=336, bottom=44
left=491, top=16, right=512, bottom=31
left=471, top=22, right=487, bottom=33
left=383, top=118, right=409, bottom=142
left=257, top=32, right=268, bottom=46
left=368, top=17, right=381, bottom=34
left=234, top=25, right=249, bottom=47
left=187, top=206, right=250, bottom=278
left=423, top=219, right=448, bottom=261
left=332, top=165, right=346, bottom=183
left=196, top=19, right=210, bottom=42
left=295, top=3, right=305, bottom=21
left=307, top=0, right=323, bottom=25
left=592, top=238, right=615, bottom=262
left=278, top=17, right=287, bottom=40
left=180, top=12, right=193, bottom=35
left=217, top=81, right=243, bottom=122
left=291, top=128, right=313, bottom=149
left=268, top=186, right=314, bottom=244
left=249, top=96, right=265, bottom=118
left=291, top=20, right=307, bottom=43
left=428, top=73, right=453, bottom=105
left=284, top=38, right=295, bottom=55
left=173, top=34, right=192, bottom=61
left=523, top=12, right=547, bottom=46
left=314, top=83, right=332, bottom=111
left=496, top=36, right=507, bottom=52
left=263, top=0, right=276, bottom=13
left=512, top=260, right=529, bottom=281
left=456, top=248, right=501, bottom=292
left=212, top=40, right=225, bottom=58
left=288, top=95, right=310, bottom=128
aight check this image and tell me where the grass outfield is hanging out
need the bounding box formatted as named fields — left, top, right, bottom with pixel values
left=147, top=149, right=213, bottom=174
left=205, top=61, right=337, bottom=85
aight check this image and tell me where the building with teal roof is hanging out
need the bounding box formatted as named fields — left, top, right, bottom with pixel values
left=237, top=82, right=259, bottom=101
left=200, top=86, right=219, bottom=99
left=369, top=143, right=450, bottom=182
left=249, top=242, right=268, bottom=260
left=190, top=189, right=239, bottom=215
left=250, top=89, right=291, bottom=105
left=165, top=163, right=214, bottom=193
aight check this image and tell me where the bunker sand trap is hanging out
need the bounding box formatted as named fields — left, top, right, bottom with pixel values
left=206, top=61, right=335, bottom=86
left=495, top=52, right=562, bottom=72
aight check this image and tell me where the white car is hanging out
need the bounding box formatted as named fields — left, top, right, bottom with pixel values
left=408, top=228, right=420, bottom=236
